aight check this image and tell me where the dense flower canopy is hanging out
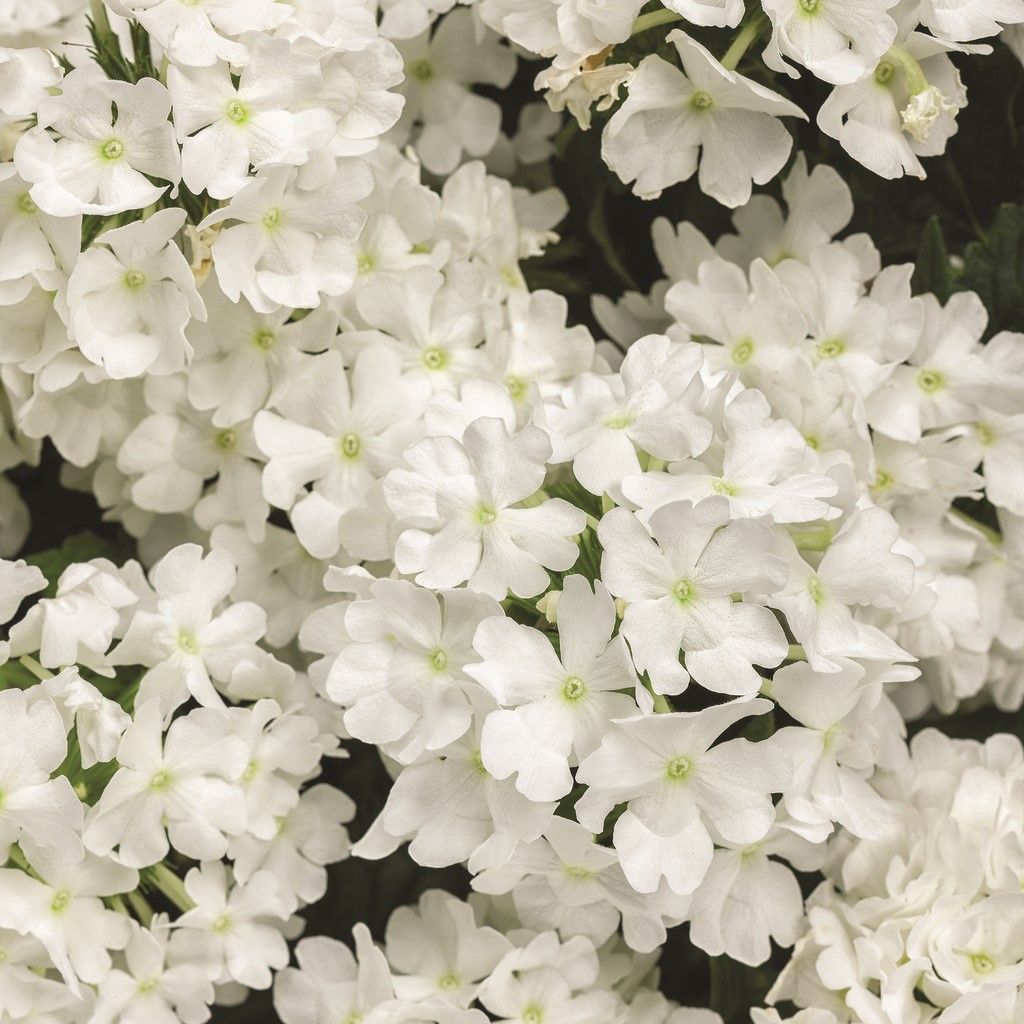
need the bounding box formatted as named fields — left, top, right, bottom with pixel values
left=0, top=2, right=1021, bottom=1024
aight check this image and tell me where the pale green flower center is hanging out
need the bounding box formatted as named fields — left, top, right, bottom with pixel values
left=822, top=722, right=839, bottom=750
left=262, top=207, right=282, bottom=232
left=437, top=973, right=460, bottom=991
left=807, top=574, right=826, bottom=605
left=665, top=755, right=692, bottom=780
left=357, top=254, right=375, bottom=274
left=470, top=749, right=488, bottom=776
left=254, top=330, right=276, bottom=350
left=712, top=478, right=737, bottom=496
left=564, top=864, right=592, bottom=880
left=216, top=428, right=238, bottom=451
left=732, top=339, right=754, bottom=364
left=970, top=952, right=995, bottom=974
left=604, top=414, right=632, bottom=430
left=149, top=769, right=172, bottom=790
left=474, top=506, right=497, bottom=525
left=340, top=432, right=361, bottom=459
left=178, top=630, right=200, bottom=655
left=672, top=579, right=695, bottom=605
left=421, top=346, right=447, bottom=370
left=137, top=977, right=160, bottom=994
left=690, top=90, right=714, bottom=111
left=817, top=338, right=845, bottom=359
left=799, top=0, right=820, bottom=12
left=409, top=59, right=434, bottom=82
left=50, top=888, right=72, bottom=913
left=505, top=374, right=526, bottom=399
left=225, top=99, right=248, bottom=124
left=522, top=1005, right=543, bottom=1024
left=975, top=422, right=994, bottom=445
left=124, top=269, right=147, bottom=289
left=917, top=368, right=943, bottom=394
left=211, top=914, right=232, bottom=934
left=430, top=648, right=448, bottom=672
left=16, top=192, right=36, bottom=215
left=100, top=138, right=125, bottom=161
left=562, top=676, right=587, bottom=701
left=873, top=468, right=894, bottom=490
left=242, top=759, right=259, bottom=782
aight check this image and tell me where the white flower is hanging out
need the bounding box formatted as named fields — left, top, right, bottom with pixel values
left=91, top=915, right=215, bottom=1024
left=0, top=687, right=83, bottom=863
left=0, top=841, right=137, bottom=994
left=476, top=932, right=619, bottom=1024
left=760, top=0, right=899, bottom=84
left=8, top=557, right=140, bottom=674
left=66, top=208, right=206, bottom=380
left=385, top=417, right=587, bottom=600
left=817, top=37, right=967, bottom=180
left=393, top=11, right=515, bottom=175
left=83, top=700, right=249, bottom=867
left=0, top=556, right=45, bottom=623
left=168, top=861, right=290, bottom=990
left=469, top=575, right=640, bottom=800
left=602, top=31, right=806, bottom=207
left=109, top=0, right=289, bottom=66
left=273, top=928, right=394, bottom=1024
left=0, top=46, right=62, bottom=118
left=385, top=889, right=513, bottom=1008
left=29, top=666, right=132, bottom=769
left=575, top=698, right=779, bottom=895
left=353, top=694, right=556, bottom=870
left=168, top=33, right=336, bottom=199
left=14, top=65, right=180, bottom=216
left=109, top=544, right=266, bottom=715
left=770, top=507, right=916, bottom=672
left=598, top=498, right=788, bottom=696
left=327, top=579, right=501, bottom=763
left=254, top=347, right=430, bottom=560
left=198, top=161, right=372, bottom=313
left=539, top=335, right=712, bottom=498
left=228, top=783, right=354, bottom=911
left=186, top=287, right=339, bottom=428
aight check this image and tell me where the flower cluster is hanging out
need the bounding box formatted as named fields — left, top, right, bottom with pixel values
left=474, top=0, right=1024, bottom=203
left=0, top=546, right=353, bottom=1021
left=274, top=888, right=722, bottom=1024
left=766, top=728, right=1024, bottom=1024
left=0, top=1, right=1021, bottom=1023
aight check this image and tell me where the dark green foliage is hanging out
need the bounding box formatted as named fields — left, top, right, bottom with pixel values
left=959, top=203, right=1024, bottom=336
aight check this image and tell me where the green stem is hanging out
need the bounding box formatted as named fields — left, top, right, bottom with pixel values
left=145, top=862, right=195, bottom=913
left=89, top=0, right=112, bottom=35
left=631, top=9, right=684, bottom=36
left=18, top=655, right=52, bottom=682
left=949, top=507, right=1002, bottom=548
left=518, top=489, right=551, bottom=509
left=126, top=889, right=154, bottom=927
left=882, top=45, right=929, bottom=97
left=652, top=692, right=673, bottom=714
left=786, top=644, right=807, bottom=662
left=720, top=13, right=767, bottom=72
left=107, top=894, right=129, bottom=915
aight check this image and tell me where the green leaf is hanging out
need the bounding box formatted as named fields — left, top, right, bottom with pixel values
left=587, top=187, right=639, bottom=291
left=710, top=954, right=778, bottom=1023
left=911, top=216, right=954, bottom=302
left=960, top=203, right=1024, bottom=337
